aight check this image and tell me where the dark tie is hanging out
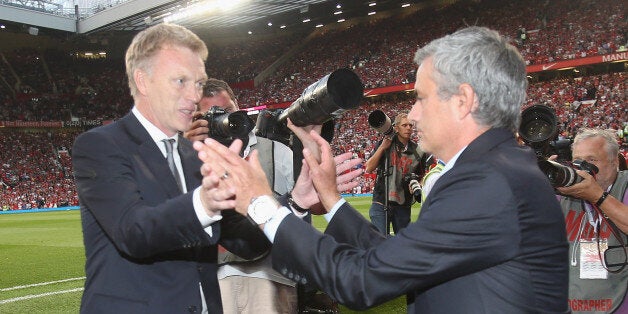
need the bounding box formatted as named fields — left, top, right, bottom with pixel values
left=162, top=138, right=183, bottom=192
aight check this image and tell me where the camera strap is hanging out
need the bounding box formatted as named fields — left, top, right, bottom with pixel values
left=589, top=191, right=628, bottom=273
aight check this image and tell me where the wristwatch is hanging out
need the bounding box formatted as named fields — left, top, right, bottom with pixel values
left=247, top=195, right=279, bottom=225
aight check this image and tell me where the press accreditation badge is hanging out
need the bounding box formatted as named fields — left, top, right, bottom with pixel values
left=579, top=239, right=608, bottom=279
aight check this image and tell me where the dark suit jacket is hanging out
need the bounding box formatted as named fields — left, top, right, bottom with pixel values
left=72, top=112, right=270, bottom=314
left=271, top=128, right=569, bottom=313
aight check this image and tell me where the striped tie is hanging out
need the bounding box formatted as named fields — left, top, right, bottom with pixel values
left=162, top=138, right=183, bottom=192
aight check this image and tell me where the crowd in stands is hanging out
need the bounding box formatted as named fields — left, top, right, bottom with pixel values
left=0, top=0, right=626, bottom=209
left=206, top=32, right=308, bottom=83
left=525, top=72, right=627, bottom=138
left=1, top=130, right=80, bottom=210
left=234, top=0, right=625, bottom=107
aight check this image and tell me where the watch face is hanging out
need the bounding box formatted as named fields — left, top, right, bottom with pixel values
left=248, top=195, right=278, bottom=224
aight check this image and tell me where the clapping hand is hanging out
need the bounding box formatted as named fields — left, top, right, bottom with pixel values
left=194, top=138, right=273, bottom=217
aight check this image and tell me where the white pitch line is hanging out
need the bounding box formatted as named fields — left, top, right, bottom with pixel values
left=0, top=277, right=85, bottom=292
left=0, top=287, right=84, bottom=304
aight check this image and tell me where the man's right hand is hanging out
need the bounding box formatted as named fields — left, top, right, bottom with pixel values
left=301, top=131, right=350, bottom=211
left=184, top=112, right=209, bottom=142
left=286, top=118, right=322, bottom=161
left=380, top=137, right=393, bottom=150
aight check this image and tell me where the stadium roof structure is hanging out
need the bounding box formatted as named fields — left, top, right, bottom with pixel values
left=0, top=0, right=422, bottom=36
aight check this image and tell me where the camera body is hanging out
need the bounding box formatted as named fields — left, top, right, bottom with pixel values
left=518, top=105, right=592, bottom=187
left=537, top=159, right=599, bottom=188
left=200, top=106, right=254, bottom=146
left=255, top=109, right=291, bottom=146
left=403, top=173, right=422, bottom=203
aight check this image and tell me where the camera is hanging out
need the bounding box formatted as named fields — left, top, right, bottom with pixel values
left=537, top=159, right=599, bottom=188
left=277, top=68, right=364, bottom=126
left=404, top=173, right=422, bottom=202
left=200, top=106, right=254, bottom=146
left=254, top=109, right=291, bottom=146
left=518, top=104, right=572, bottom=162
left=368, top=110, right=394, bottom=137
left=256, top=68, right=364, bottom=145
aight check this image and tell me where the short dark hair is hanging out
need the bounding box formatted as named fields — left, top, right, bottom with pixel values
left=203, top=78, right=237, bottom=106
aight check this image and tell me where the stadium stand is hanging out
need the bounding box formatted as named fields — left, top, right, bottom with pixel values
left=0, top=0, right=625, bottom=209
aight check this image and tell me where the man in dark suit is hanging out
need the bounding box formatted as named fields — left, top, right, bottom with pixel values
left=72, top=24, right=269, bottom=313
left=194, top=26, right=569, bottom=313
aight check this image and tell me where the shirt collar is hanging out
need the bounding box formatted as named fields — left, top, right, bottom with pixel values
left=440, top=146, right=467, bottom=176
left=132, top=106, right=178, bottom=144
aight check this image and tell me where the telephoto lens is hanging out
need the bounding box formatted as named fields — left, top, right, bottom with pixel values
left=537, top=160, right=581, bottom=188
left=368, top=110, right=394, bottom=137
left=537, top=159, right=599, bottom=188
left=277, top=68, right=364, bottom=126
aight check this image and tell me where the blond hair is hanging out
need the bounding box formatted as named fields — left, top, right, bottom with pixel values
left=125, top=23, right=208, bottom=98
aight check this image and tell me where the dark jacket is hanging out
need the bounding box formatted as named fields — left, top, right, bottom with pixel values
left=271, top=128, right=569, bottom=313
left=73, top=112, right=270, bottom=313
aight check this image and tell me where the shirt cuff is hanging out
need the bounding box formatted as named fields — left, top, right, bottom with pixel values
left=324, top=198, right=346, bottom=222
left=262, top=206, right=292, bottom=243
left=193, top=187, right=222, bottom=236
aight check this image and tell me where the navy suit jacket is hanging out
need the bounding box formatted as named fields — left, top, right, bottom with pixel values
left=72, top=112, right=270, bottom=313
left=271, top=128, right=569, bottom=313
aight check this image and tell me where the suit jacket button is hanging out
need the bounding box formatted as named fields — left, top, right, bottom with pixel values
left=188, top=305, right=197, bottom=312
left=300, top=277, right=308, bottom=285
left=197, top=266, right=203, bottom=272
left=281, top=268, right=288, bottom=275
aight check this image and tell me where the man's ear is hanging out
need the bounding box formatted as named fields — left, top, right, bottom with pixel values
left=134, top=69, right=148, bottom=95
left=455, top=83, right=477, bottom=119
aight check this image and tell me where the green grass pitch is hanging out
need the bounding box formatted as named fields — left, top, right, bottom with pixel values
left=0, top=196, right=420, bottom=313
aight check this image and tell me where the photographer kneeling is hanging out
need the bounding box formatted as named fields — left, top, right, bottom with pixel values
left=556, top=128, right=628, bottom=313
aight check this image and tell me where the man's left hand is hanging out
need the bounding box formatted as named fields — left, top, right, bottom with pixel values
left=194, top=138, right=273, bottom=216
left=291, top=151, right=363, bottom=214
left=556, top=170, right=604, bottom=204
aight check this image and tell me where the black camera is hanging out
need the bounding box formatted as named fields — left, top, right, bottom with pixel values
left=537, top=159, right=599, bottom=188
left=255, top=109, right=291, bottom=146
left=519, top=104, right=572, bottom=162
left=368, top=110, right=394, bottom=137
left=200, top=106, right=254, bottom=146
left=404, top=173, right=422, bottom=203
left=256, top=68, right=364, bottom=145
left=277, top=68, right=364, bottom=126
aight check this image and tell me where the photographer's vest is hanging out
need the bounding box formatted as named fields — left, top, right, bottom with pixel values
left=561, top=170, right=628, bottom=313
left=373, top=137, right=423, bottom=206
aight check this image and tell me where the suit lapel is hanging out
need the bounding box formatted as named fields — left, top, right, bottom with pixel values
left=121, top=113, right=183, bottom=198
left=177, top=134, right=202, bottom=191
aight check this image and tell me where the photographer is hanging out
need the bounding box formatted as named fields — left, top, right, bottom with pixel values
left=365, top=112, right=423, bottom=235
left=185, top=78, right=298, bottom=313
left=557, top=128, right=628, bottom=313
